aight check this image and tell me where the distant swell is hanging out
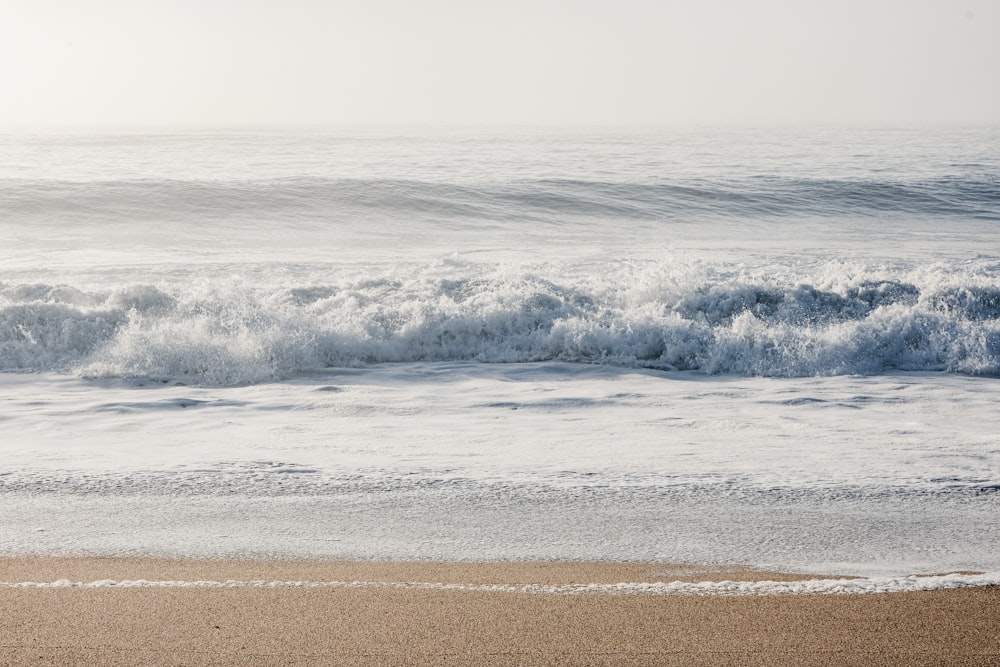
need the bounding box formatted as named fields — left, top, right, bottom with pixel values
left=2, top=174, right=999, bottom=225
left=2, top=259, right=999, bottom=385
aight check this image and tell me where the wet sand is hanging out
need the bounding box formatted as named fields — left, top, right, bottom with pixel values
left=1, top=558, right=997, bottom=666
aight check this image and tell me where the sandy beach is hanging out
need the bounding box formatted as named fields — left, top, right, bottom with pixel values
left=1, top=558, right=997, bottom=666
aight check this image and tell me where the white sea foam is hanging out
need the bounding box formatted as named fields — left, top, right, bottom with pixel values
left=2, top=257, right=999, bottom=385
left=2, top=365, right=998, bottom=575
left=3, top=572, right=997, bottom=595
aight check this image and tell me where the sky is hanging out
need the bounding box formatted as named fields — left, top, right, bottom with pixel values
left=1, top=0, right=997, bottom=127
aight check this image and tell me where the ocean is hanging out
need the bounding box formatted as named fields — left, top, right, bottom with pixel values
left=2, top=126, right=999, bottom=584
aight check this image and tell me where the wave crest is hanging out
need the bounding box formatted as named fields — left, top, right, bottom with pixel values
left=2, top=260, right=998, bottom=385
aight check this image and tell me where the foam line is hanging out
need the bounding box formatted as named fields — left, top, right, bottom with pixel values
left=3, top=572, right=997, bottom=595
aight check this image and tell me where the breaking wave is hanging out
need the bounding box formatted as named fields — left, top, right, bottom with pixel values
left=2, top=258, right=999, bottom=385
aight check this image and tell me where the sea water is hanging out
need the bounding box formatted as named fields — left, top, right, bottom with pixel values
left=1, top=127, right=999, bottom=579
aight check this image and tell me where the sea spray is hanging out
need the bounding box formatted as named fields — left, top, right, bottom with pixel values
left=2, top=257, right=998, bottom=385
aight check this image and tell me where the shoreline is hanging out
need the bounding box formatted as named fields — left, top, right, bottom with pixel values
left=2, top=556, right=998, bottom=596
left=2, top=557, right=998, bottom=666
left=0, top=556, right=826, bottom=586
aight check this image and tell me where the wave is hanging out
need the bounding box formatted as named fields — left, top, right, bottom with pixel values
left=2, top=174, right=998, bottom=227
left=2, top=260, right=999, bottom=385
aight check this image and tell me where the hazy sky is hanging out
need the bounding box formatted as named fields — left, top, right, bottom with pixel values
left=1, top=0, right=997, bottom=127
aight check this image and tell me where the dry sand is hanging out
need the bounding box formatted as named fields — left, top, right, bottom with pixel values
left=1, top=558, right=997, bottom=666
